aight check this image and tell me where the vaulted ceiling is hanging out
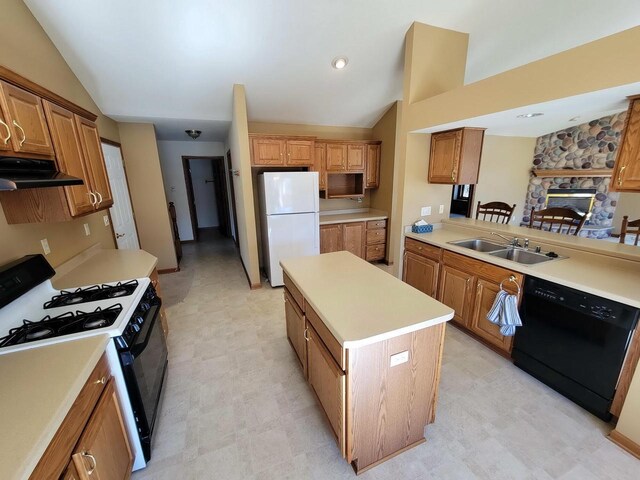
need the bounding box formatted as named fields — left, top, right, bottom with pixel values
left=24, top=0, right=640, bottom=138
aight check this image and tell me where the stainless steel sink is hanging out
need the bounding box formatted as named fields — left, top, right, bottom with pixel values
left=448, top=238, right=507, bottom=252
left=488, top=248, right=556, bottom=265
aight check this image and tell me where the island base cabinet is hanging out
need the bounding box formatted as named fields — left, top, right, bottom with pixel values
left=71, top=379, right=134, bottom=480
left=347, top=323, right=446, bottom=473
left=285, top=289, right=307, bottom=375
left=307, top=323, right=346, bottom=456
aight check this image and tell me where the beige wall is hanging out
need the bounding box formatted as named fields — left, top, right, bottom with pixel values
left=248, top=122, right=373, bottom=141
left=228, top=85, right=261, bottom=287
left=612, top=193, right=640, bottom=235
left=0, top=0, right=118, bottom=268
left=118, top=123, right=177, bottom=271
left=474, top=136, right=537, bottom=226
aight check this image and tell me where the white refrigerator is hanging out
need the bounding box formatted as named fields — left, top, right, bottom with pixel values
left=258, top=172, right=320, bottom=287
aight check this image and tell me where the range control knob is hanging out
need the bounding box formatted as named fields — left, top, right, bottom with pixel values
left=129, top=323, right=141, bottom=334
left=140, top=302, right=151, bottom=312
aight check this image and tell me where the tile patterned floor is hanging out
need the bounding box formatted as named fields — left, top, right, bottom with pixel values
left=132, top=234, right=639, bottom=479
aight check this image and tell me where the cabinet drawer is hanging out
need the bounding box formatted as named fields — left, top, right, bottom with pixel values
left=367, top=219, right=387, bottom=229
left=29, top=354, right=110, bottom=480
left=284, top=272, right=304, bottom=312
left=404, top=238, right=441, bottom=261
left=442, top=250, right=523, bottom=286
left=366, top=228, right=386, bottom=245
left=306, top=304, right=345, bottom=370
left=366, top=244, right=386, bottom=261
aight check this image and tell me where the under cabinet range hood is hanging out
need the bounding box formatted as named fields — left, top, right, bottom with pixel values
left=0, top=157, right=83, bottom=190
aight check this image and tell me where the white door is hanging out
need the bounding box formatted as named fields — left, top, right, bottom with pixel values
left=261, top=172, right=319, bottom=215
left=265, top=212, right=319, bottom=287
left=101, top=142, right=140, bottom=250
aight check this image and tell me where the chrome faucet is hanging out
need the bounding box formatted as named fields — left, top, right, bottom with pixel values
left=491, top=232, right=522, bottom=247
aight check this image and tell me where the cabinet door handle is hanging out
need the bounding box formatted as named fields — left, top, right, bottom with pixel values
left=94, top=376, right=106, bottom=385
left=12, top=120, right=26, bottom=147
left=618, top=165, right=627, bottom=186
left=451, top=170, right=456, bottom=182
left=95, top=191, right=103, bottom=207
left=303, top=327, right=310, bottom=342
left=81, top=452, right=97, bottom=475
left=87, top=192, right=97, bottom=205
left=0, top=118, right=10, bottom=145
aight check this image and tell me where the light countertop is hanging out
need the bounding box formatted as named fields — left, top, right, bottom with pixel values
left=319, top=208, right=388, bottom=225
left=406, top=219, right=640, bottom=308
left=53, top=245, right=158, bottom=289
left=0, top=335, right=110, bottom=480
left=280, top=251, right=453, bottom=348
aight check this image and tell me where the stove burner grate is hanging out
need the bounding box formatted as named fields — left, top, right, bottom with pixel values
left=44, top=280, right=138, bottom=309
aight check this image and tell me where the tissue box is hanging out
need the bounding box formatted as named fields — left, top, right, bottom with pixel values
left=412, top=224, right=433, bottom=234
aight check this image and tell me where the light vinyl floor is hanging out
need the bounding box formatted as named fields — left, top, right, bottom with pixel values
left=132, top=235, right=639, bottom=479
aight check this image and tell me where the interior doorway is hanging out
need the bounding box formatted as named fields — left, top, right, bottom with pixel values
left=450, top=184, right=475, bottom=218
left=227, top=150, right=239, bottom=248
left=182, top=155, right=232, bottom=243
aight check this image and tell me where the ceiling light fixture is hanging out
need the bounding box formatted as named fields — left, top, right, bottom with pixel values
left=331, top=57, right=349, bottom=69
left=516, top=113, right=544, bottom=118
left=185, top=129, right=202, bottom=139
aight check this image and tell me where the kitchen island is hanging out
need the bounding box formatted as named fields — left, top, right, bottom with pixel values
left=280, top=251, right=453, bottom=474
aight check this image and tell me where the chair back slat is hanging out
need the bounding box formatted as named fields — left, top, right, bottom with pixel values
left=620, top=215, right=640, bottom=246
left=476, top=201, right=516, bottom=224
left=528, top=207, right=587, bottom=236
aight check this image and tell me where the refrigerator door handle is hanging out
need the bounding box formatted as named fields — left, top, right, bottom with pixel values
left=314, top=216, right=319, bottom=251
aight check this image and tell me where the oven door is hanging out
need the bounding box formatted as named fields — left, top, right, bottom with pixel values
left=119, top=300, right=168, bottom=460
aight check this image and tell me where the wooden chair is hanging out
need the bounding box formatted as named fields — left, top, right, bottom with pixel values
left=619, top=216, right=640, bottom=246
left=475, top=201, right=516, bottom=224
left=528, top=207, right=587, bottom=236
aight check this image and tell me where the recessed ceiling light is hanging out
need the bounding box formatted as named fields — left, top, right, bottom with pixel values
left=517, top=113, right=544, bottom=118
left=331, top=57, right=349, bottom=69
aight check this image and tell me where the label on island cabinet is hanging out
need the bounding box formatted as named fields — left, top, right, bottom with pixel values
left=390, top=350, right=409, bottom=367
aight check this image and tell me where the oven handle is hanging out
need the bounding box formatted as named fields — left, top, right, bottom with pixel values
left=131, top=299, right=162, bottom=357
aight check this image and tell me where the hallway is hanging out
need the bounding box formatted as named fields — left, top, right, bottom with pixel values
left=133, top=237, right=639, bottom=480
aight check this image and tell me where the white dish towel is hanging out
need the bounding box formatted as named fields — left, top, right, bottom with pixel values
left=486, top=290, right=522, bottom=336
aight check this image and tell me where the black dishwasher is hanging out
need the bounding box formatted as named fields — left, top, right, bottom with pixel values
left=513, top=276, right=639, bottom=421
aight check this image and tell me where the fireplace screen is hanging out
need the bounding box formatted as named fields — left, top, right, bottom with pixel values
left=545, top=188, right=596, bottom=221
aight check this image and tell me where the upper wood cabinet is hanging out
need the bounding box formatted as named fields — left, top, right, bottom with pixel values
left=326, top=143, right=347, bottom=171
left=250, top=135, right=314, bottom=166
left=346, top=144, right=365, bottom=171
left=0, top=80, right=54, bottom=157
left=365, top=143, right=381, bottom=188
left=75, top=115, right=113, bottom=209
left=428, top=127, right=485, bottom=185
left=71, top=379, right=134, bottom=480
left=0, top=103, right=11, bottom=152
left=611, top=95, right=640, bottom=192
left=312, top=142, right=327, bottom=190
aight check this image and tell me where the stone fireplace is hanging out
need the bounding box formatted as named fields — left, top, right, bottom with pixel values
left=523, top=111, right=626, bottom=238
left=546, top=188, right=596, bottom=219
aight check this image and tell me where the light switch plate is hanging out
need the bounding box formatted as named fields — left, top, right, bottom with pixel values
left=421, top=206, right=431, bottom=216
left=439, top=204, right=445, bottom=214
left=84, top=223, right=91, bottom=236
left=40, top=239, right=50, bottom=255
left=390, top=350, right=409, bottom=367
left=103, top=215, right=110, bottom=226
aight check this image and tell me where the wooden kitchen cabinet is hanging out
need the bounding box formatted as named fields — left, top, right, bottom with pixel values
left=285, top=289, right=307, bottom=375
left=428, top=127, right=485, bottom=185
left=438, top=264, right=475, bottom=327
left=470, top=278, right=516, bottom=351
left=250, top=135, right=314, bottom=167
left=365, top=219, right=386, bottom=262
left=71, top=379, right=133, bottom=480
left=62, top=461, right=81, bottom=480
left=75, top=115, right=113, bottom=209
left=325, top=143, right=348, bottom=171
left=343, top=221, right=365, bottom=258
left=611, top=95, right=640, bottom=192
left=365, top=143, right=381, bottom=188
left=312, top=142, right=327, bottom=190
left=0, top=103, right=12, bottom=152
left=320, top=224, right=343, bottom=253
left=346, top=144, right=365, bottom=171
left=0, top=80, right=54, bottom=157
left=403, top=252, right=439, bottom=297
left=307, top=322, right=346, bottom=454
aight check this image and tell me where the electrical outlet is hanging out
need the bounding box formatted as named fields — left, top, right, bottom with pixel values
left=404, top=225, right=412, bottom=233
left=421, top=206, right=431, bottom=216
left=390, top=350, right=409, bottom=367
left=40, top=239, right=51, bottom=255
left=439, top=204, right=445, bottom=214
left=84, top=223, right=91, bottom=236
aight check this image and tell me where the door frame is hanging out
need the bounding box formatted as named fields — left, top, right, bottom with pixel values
left=100, top=138, right=141, bottom=249
left=227, top=150, right=239, bottom=248
left=182, top=155, right=231, bottom=242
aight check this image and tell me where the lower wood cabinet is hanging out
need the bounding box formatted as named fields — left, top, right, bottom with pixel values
left=402, top=238, right=523, bottom=354
left=343, top=222, right=365, bottom=258
left=30, top=354, right=133, bottom=480
left=320, top=219, right=387, bottom=263
left=320, top=224, right=343, bottom=253
left=71, top=379, right=134, bottom=480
